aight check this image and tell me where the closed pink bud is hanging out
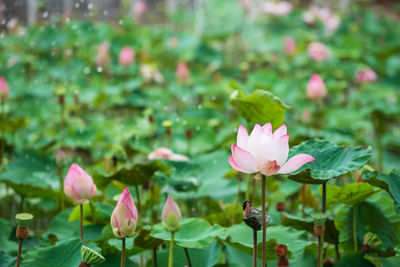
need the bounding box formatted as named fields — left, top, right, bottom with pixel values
left=161, top=196, right=182, bottom=232
left=119, top=46, right=135, bottom=66
left=284, top=37, right=296, bottom=55
left=110, top=188, right=138, bottom=238
left=0, top=77, right=9, bottom=102
left=355, top=68, right=377, bottom=83
left=64, top=163, right=97, bottom=205
left=308, top=42, right=332, bottom=62
left=307, top=74, right=327, bottom=100
left=176, top=61, right=190, bottom=83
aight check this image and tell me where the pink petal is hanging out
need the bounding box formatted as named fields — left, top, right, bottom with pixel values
left=260, top=160, right=280, bottom=176
left=272, top=124, right=287, bottom=139
left=237, top=125, right=249, bottom=149
left=262, top=123, right=272, bottom=136
left=161, top=196, right=182, bottom=222
left=247, top=125, right=273, bottom=163
left=230, top=145, right=258, bottom=173
left=277, top=154, right=315, bottom=174
left=274, top=134, right=290, bottom=166
left=118, top=188, right=138, bottom=221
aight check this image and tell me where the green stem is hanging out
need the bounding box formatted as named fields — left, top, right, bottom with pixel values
left=121, top=237, right=126, bottom=267
left=353, top=205, right=358, bottom=252
left=80, top=204, right=84, bottom=243
left=232, top=178, right=241, bottom=225
left=245, top=174, right=251, bottom=201
left=168, top=232, right=175, bottom=267
left=16, top=238, right=22, bottom=267
left=261, top=174, right=267, bottom=267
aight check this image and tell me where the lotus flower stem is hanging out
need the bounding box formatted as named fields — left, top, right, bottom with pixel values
left=322, top=183, right=326, bottom=213
left=0, top=102, right=4, bottom=164
left=301, top=184, right=306, bottom=218
left=80, top=204, right=84, bottom=242
left=168, top=231, right=175, bottom=267
left=121, top=237, right=126, bottom=267
left=353, top=205, right=358, bottom=252
left=252, top=178, right=256, bottom=204
left=232, top=178, right=241, bottom=225
left=261, top=174, right=267, bottom=267
left=317, top=182, right=327, bottom=267
left=184, top=247, right=192, bottom=267
left=335, top=243, right=341, bottom=259
left=253, top=229, right=257, bottom=267
left=153, top=247, right=158, bottom=267
left=135, top=185, right=142, bottom=215
left=245, top=174, right=251, bottom=200
left=16, top=238, right=22, bottom=267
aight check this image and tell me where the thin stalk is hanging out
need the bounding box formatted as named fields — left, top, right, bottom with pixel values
left=16, top=238, right=22, bottom=267
left=317, top=182, right=327, bottom=267
left=317, top=236, right=322, bottom=267
left=245, top=174, right=251, bottom=200
left=335, top=243, right=340, bottom=259
left=252, top=178, right=256, bottom=204
left=301, top=184, right=306, bottom=218
left=261, top=174, right=267, bottom=267
left=168, top=232, right=175, bottom=267
left=322, top=183, right=326, bottom=213
left=135, top=185, right=142, bottom=215
left=153, top=247, right=158, bottom=267
left=253, top=229, right=257, bottom=267
left=232, top=178, right=241, bottom=225
left=58, top=166, right=64, bottom=210
left=353, top=205, right=358, bottom=252
left=80, top=204, right=84, bottom=242
left=121, top=237, right=126, bottom=267
left=0, top=102, right=4, bottom=165
left=184, top=247, right=192, bottom=267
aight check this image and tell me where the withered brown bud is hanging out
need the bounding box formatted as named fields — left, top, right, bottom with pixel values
left=323, top=258, right=335, bottom=266
left=277, top=257, right=289, bottom=267
left=356, top=175, right=365, bottom=183
left=185, top=129, right=193, bottom=139
left=58, top=95, right=65, bottom=106
left=79, top=262, right=91, bottom=267
left=276, top=202, right=286, bottom=212
left=275, top=244, right=288, bottom=257
left=362, top=244, right=371, bottom=254
left=313, top=225, right=325, bottom=237
left=166, top=128, right=172, bottom=137
left=16, top=226, right=29, bottom=239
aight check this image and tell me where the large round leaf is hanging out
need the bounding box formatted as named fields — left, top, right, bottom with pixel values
left=324, top=183, right=380, bottom=206
left=150, top=218, right=227, bottom=249
left=286, top=139, right=371, bottom=184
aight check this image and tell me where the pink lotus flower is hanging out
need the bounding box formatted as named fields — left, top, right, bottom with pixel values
left=283, top=37, right=296, bottom=55
left=176, top=61, right=190, bottom=83
left=148, top=148, right=189, bottom=162
left=302, top=11, right=315, bottom=25
left=161, top=196, right=182, bottom=232
left=95, top=42, right=111, bottom=67
left=64, top=163, right=97, bottom=204
left=355, top=68, right=377, bottom=83
left=307, top=74, right=327, bottom=100
left=229, top=124, right=315, bottom=176
left=119, top=46, right=135, bottom=66
left=111, top=188, right=138, bottom=238
left=262, top=1, right=292, bottom=16
left=133, top=1, right=147, bottom=17
left=0, top=77, right=9, bottom=102
left=308, top=42, right=332, bottom=62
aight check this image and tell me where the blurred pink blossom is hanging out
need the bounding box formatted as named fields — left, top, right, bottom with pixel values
left=308, top=42, right=332, bottom=62
left=148, top=148, right=189, bottom=162
left=240, top=0, right=252, bottom=10
left=302, top=11, right=315, bottom=25
left=306, top=5, right=341, bottom=33
left=176, top=61, right=191, bottom=84
left=355, top=68, right=377, bottom=83
left=307, top=74, right=327, bottom=100
left=283, top=37, right=296, bottom=55
left=300, top=109, right=311, bottom=123
left=133, top=1, right=147, bottom=17
left=262, top=1, right=292, bottom=16
left=96, top=42, right=111, bottom=67
left=0, top=77, right=9, bottom=102
left=119, top=46, right=135, bottom=66
left=168, top=37, right=179, bottom=49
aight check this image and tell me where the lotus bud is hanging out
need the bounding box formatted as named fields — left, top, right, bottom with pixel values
left=0, top=77, right=9, bottom=102
left=110, top=188, right=138, bottom=238
left=176, top=61, right=190, bottom=84
left=119, top=46, right=135, bottom=66
left=283, top=37, right=296, bottom=55
left=355, top=68, right=377, bottom=83
left=307, top=74, right=327, bottom=100
left=64, top=163, right=97, bottom=205
left=133, top=1, right=147, bottom=17
left=161, top=196, right=182, bottom=232
left=308, top=42, right=332, bottom=62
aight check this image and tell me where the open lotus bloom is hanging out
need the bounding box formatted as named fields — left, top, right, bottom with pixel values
left=307, top=74, right=327, bottom=100
left=161, top=196, right=182, bottom=232
left=229, top=124, right=315, bottom=176
left=64, top=163, right=97, bottom=204
left=148, top=147, right=189, bottom=162
left=110, top=188, right=138, bottom=238
left=119, top=46, right=135, bottom=66
left=0, top=77, right=9, bottom=102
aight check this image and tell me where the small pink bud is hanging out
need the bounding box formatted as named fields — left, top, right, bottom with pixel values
left=64, top=163, right=97, bottom=205
left=176, top=61, right=190, bottom=83
left=308, top=42, right=332, bottom=62
left=110, top=188, right=138, bottom=238
left=119, top=46, right=135, bottom=66
left=161, top=196, right=182, bottom=232
left=148, top=148, right=189, bottom=162
left=133, top=1, right=147, bottom=17
left=283, top=37, right=296, bottom=55
left=0, top=77, right=9, bottom=102
left=95, top=42, right=111, bottom=67
left=355, top=68, right=377, bottom=83
left=307, top=74, right=327, bottom=100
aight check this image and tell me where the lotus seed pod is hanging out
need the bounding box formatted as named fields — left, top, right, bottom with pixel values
left=15, top=213, right=34, bottom=228
left=363, top=232, right=382, bottom=251
left=313, top=225, right=325, bottom=237
left=81, top=246, right=105, bottom=265
left=312, top=212, right=327, bottom=227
